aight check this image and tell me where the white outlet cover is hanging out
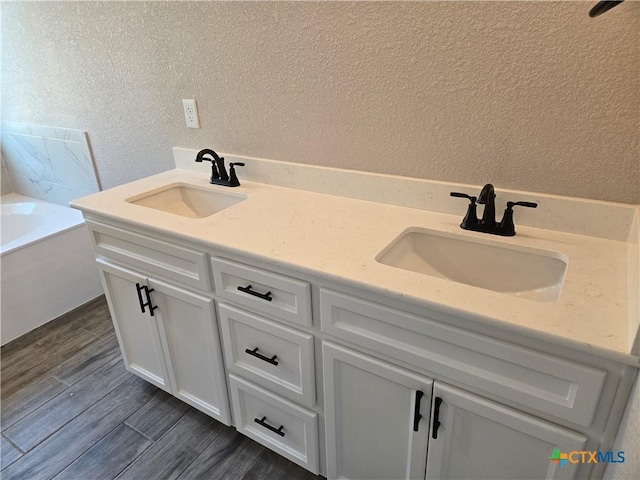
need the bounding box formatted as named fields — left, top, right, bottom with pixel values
left=182, top=99, right=200, bottom=129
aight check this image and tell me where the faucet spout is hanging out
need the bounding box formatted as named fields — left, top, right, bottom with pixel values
left=195, top=148, right=244, bottom=186
left=195, top=149, right=229, bottom=181
left=478, top=183, right=496, bottom=226
left=214, top=157, right=229, bottom=182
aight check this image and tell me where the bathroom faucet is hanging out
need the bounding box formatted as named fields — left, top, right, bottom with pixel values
left=478, top=183, right=497, bottom=226
left=195, top=148, right=244, bottom=187
left=450, top=184, right=537, bottom=236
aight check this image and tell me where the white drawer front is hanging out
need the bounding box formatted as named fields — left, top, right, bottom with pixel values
left=211, top=257, right=311, bottom=327
left=229, top=374, right=319, bottom=474
left=320, top=289, right=607, bottom=428
left=219, top=304, right=315, bottom=407
left=87, top=220, right=211, bottom=291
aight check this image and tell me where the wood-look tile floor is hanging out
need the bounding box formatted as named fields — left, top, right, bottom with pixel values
left=1, top=296, right=321, bottom=480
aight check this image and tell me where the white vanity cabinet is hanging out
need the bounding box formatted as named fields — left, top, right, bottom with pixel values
left=323, top=341, right=588, bottom=480
left=425, top=383, right=586, bottom=480
left=85, top=218, right=319, bottom=471
left=79, top=212, right=634, bottom=480
left=323, top=341, right=433, bottom=480
left=97, top=260, right=171, bottom=392
left=212, top=256, right=321, bottom=474
left=320, top=288, right=617, bottom=480
left=88, top=221, right=231, bottom=425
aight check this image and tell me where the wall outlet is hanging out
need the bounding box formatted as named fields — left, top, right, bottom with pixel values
left=182, top=99, right=200, bottom=129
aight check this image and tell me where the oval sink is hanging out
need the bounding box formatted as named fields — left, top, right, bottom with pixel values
left=126, top=183, right=247, bottom=218
left=376, top=227, right=567, bottom=302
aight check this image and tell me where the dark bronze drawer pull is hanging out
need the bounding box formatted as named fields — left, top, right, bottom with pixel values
left=254, top=416, right=285, bottom=437
left=238, top=284, right=273, bottom=302
left=136, top=282, right=146, bottom=314
left=432, top=397, right=443, bottom=439
left=245, top=347, right=279, bottom=366
left=136, top=283, right=158, bottom=317
left=413, top=390, right=424, bottom=432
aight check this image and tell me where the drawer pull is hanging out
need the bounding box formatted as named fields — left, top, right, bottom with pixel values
left=254, top=416, right=285, bottom=437
left=413, top=390, right=424, bottom=432
left=135, top=283, right=158, bottom=317
left=238, top=284, right=273, bottom=302
left=245, top=347, right=279, bottom=366
left=135, top=282, right=146, bottom=314
left=432, top=396, right=443, bottom=439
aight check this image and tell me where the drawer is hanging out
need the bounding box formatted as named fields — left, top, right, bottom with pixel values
left=87, top=220, right=211, bottom=291
left=219, top=304, right=315, bottom=407
left=211, top=257, right=311, bottom=327
left=229, top=374, right=319, bottom=474
left=320, top=289, right=607, bottom=428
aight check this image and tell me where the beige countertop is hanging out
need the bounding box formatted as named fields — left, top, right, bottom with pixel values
left=71, top=169, right=639, bottom=366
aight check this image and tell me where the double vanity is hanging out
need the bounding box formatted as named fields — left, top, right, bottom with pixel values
left=71, top=152, right=639, bottom=480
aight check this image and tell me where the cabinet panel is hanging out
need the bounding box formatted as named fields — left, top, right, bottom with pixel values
left=96, top=259, right=171, bottom=392
left=323, top=341, right=433, bottom=480
left=150, top=278, right=231, bottom=425
left=320, top=289, right=606, bottom=427
left=87, top=220, right=211, bottom=291
left=426, top=383, right=587, bottom=480
left=211, top=257, right=311, bottom=327
left=219, top=303, right=315, bottom=407
left=229, top=374, right=319, bottom=474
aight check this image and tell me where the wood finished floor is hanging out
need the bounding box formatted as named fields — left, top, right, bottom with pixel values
left=1, top=296, right=321, bottom=480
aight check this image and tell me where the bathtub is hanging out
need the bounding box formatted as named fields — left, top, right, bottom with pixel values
left=1, top=193, right=103, bottom=345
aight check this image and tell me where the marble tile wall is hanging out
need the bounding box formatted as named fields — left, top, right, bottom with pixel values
left=0, top=123, right=100, bottom=206
left=1, top=152, right=13, bottom=195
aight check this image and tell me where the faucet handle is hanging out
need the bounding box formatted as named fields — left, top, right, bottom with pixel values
left=228, top=162, right=245, bottom=187
left=499, top=201, right=538, bottom=236
left=507, top=201, right=537, bottom=209
left=450, top=192, right=478, bottom=226
left=450, top=192, right=477, bottom=202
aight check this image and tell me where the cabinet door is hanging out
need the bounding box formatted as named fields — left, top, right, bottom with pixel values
left=149, top=278, right=231, bottom=425
left=97, top=260, right=171, bottom=392
left=323, top=341, right=433, bottom=480
left=426, top=383, right=587, bottom=480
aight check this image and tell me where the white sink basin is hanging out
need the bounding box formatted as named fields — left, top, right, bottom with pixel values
left=126, top=183, right=247, bottom=218
left=376, top=228, right=567, bottom=302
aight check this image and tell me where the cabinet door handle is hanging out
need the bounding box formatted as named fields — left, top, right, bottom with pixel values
left=245, top=347, right=279, bottom=366
left=237, top=284, right=273, bottom=302
left=135, top=282, right=146, bottom=314
left=254, top=416, right=285, bottom=437
left=413, top=390, right=424, bottom=432
left=432, top=396, right=443, bottom=439
left=135, top=283, right=158, bottom=317
left=144, top=286, right=158, bottom=317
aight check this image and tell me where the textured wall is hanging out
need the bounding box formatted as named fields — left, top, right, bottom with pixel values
left=2, top=1, right=638, bottom=203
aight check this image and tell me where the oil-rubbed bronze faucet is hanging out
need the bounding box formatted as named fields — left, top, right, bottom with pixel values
left=450, top=184, right=537, bottom=236
left=478, top=183, right=497, bottom=226
left=195, top=148, right=244, bottom=187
